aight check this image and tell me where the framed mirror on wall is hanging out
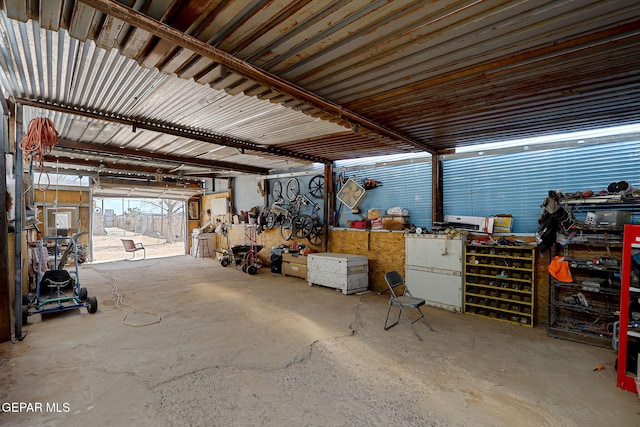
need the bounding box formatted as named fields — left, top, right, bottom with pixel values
left=188, top=199, right=200, bottom=221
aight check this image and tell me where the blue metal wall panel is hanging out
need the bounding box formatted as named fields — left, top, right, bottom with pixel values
left=443, top=141, right=640, bottom=233
left=335, top=156, right=432, bottom=228
left=234, top=174, right=263, bottom=212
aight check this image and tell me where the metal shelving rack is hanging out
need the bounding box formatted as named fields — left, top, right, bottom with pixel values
left=547, top=249, right=621, bottom=348
left=617, top=224, right=640, bottom=394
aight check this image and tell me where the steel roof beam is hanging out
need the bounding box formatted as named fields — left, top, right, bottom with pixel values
left=79, top=0, right=436, bottom=156
left=53, top=138, right=270, bottom=175
left=15, top=98, right=329, bottom=164
left=42, top=155, right=213, bottom=181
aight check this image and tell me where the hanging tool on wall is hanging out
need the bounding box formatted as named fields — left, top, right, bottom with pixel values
left=363, top=179, right=382, bottom=190
left=332, top=173, right=346, bottom=226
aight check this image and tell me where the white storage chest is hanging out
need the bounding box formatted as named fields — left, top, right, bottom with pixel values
left=307, top=253, right=369, bottom=295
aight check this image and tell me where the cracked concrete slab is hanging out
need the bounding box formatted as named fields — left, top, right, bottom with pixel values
left=0, top=255, right=637, bottom=426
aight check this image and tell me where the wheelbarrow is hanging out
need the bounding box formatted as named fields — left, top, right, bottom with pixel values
left=217, top=245, right=264, bottom=270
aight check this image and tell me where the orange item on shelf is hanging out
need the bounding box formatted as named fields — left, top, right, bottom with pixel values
left=548, top=256, right=573, bottom=282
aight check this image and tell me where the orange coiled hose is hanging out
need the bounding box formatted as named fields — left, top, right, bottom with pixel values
left=19, top=117, right=59, bottom=163
left=19, top=117, right=59, bottom=190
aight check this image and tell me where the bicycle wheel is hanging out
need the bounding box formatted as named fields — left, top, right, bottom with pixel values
left=308, top=225, right=323, bottom=247
left=265, top=212, right=277, bottom=230
left=280, top=217, right=293, bottom=240
left=309, top=175, right=324, bottom=198
left=271, top=180, right=283, bottom=202
left=293, top=214, right=314, bottom=239
left=286, top=178, right=300, bottom=201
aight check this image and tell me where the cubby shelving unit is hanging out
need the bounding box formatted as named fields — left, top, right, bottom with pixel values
left=463, top=244, right=536, bottom=327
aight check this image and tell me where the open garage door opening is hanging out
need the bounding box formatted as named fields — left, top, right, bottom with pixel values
left=92, top=197, right=186, bottom=262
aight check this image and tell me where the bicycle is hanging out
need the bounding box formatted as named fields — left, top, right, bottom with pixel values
left=264, top=192, right=321, bottom=242
left=283, top=193, right=324, bottom=243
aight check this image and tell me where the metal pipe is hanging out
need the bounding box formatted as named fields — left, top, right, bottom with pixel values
left=0, top=114, right=10, bottom=342
left=322, top=163, right=332, bottom=253
left=13, top=103, right=25, bottom=340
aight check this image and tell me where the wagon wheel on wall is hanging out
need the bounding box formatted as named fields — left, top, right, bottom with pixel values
left=308, top=175, right=324, bottom=198
left=293, top=214, right=314, bottom=239
left=307, top=225, right=323, bottom=247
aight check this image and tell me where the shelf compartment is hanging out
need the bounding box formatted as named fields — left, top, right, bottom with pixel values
left=467, top=262, right=534, bottom=272
left=465, top=300, right=532, bottom=315
left=465, top=282, right=533, bottom=296
left=466, top=245, right=534, bottom=256
left=551, top=301, right=618, bottom=317
left=466, top=293, right=532, bottom=307
left=551, top=281, right=620, bottom=296
left=548, top=324, right=613, bottom=348
left=465, top=306, right=533, bottom=327
left=465, top=272, right=533, bottom=283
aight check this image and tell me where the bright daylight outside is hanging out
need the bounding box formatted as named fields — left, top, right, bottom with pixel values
left=91, top=197, right=185, bottom=262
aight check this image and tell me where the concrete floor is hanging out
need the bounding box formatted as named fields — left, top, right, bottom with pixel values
left=0, top=255, right=638, bottom=426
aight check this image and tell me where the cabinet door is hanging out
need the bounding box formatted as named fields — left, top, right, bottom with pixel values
left=405, top=268, right=462, bottom=312
left=405, top=235, right=463, bottom=272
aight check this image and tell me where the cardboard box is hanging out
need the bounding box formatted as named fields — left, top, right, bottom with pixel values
left=282, top=262, right=307, bottom=280
left=382, top=215, right=410, bottom=230
left=493, top=216, right=513, bottom=233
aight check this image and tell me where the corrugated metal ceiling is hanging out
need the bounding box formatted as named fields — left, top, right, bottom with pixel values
left=1, top=0, right=640, bottom=181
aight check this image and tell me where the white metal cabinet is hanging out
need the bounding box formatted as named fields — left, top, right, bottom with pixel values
left=307, top=253, right=369, bottom=294
left=405, top=234, right=464, bottom=312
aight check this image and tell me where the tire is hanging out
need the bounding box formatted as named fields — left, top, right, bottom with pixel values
left=265, top=212, right=277, bottom=230
left=308, top=225, right=323, bottom=247
left=79, top=287, right=88, bottom=302
left=293, top=214, right=314, bottom=239
left=271, top=180, right=283, bottom=202
left=22, top=305, right=28, bottom=325
left=220, top=258, right=229, bottom=267
left=286, top=178, right=300, bottom=201
left=309, top=175, right=324, bottom=198
left=242, top=264, right=248, bottom=273
left=247, top=265, right=257, bottom=275
left=280, top=218, right=293, bottom=241
left=87, top=296, right=98, bottom=314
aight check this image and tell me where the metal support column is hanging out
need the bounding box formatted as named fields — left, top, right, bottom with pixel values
left=13, top=104, right=25, bottom=340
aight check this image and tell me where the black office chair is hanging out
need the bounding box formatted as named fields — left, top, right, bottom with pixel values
left=383, top=271, right=433, bottom=340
